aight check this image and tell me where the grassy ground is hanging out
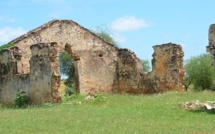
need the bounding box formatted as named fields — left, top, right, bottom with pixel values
left=1, top=91, right=215, bottom=134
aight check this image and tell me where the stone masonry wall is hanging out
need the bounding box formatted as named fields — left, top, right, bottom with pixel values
left=9, top=20, right=118, bottom=95
left=143, top=43, right=184, bottom=93
left=29, top=43, right=53, bottom=104
left=113, top=48, right=144, bottom=93
left=0, top=43, right=53, bottom=105
left=207, top=24, right=215, bottom=65
left=0, top=20, right=185, bottom=105
left=115, top=43, right=185, bottom=94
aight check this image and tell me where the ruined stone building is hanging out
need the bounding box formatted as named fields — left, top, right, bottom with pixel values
left=0, top=20, right=185, bottom=105
left=207, top=24, right=215, bottom=65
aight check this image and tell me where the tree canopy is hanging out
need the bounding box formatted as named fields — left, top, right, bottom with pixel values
left=59, top=51, right=75, bottom=87
left=184, top=53, right=215, bottom=91
left=141, top=59, right=151, bottom=72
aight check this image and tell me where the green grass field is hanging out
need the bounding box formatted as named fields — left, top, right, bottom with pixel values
left=1, top=91, right=215, bottom=134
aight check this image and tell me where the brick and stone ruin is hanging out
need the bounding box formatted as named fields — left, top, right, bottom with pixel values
left=0, top=20, right=185, bottom=105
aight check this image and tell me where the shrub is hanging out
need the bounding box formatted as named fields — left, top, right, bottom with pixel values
left=184, top=54, right=215, bottom=91
left=63, top=93, right=85, bottom=102
left=15, top=91, right=29, bottom=108
left=64, top=86, right=75, bottom=96
left=93, top=94, right=107, bottom=102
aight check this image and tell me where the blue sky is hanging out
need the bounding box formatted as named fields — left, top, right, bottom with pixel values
left=0, top=0, right=214, bottom=61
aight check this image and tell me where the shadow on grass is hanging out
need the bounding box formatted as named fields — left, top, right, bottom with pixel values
left=189, top=108, right=215, bottom=114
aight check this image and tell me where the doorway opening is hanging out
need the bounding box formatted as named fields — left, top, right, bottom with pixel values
left=58, top=49, right=79, bottom=96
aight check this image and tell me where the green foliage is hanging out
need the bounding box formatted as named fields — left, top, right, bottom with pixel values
left=59, top=51, right=76, bottom=91
left=64, top=76, right=75, bottom=87
left=63, top=93, right=85, bottom=102
left=59, top=51, right=75, bottom=77
left=183, top=76, right=192, bottom=91
left=64, top=86, right=75, bottom=96
left=93, top=94, right=107, bottom=102
left=141, top=59, right=151, bottom=72
left=42, top=103, right=54, bottom=107
left=15, top=91, right=29, bottom=108
left=1, top=91, right=215, bottom=133
left=93, top=26, right=119, bottom=48
left=62, top=93, right=107, bottom=104
left=0, top=43, right=15, bottom=53
left=184, top=53, right=215, bottom=91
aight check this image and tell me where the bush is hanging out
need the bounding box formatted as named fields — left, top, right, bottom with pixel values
left=184, top=54, right=215, bottom=91
left=63, top=93, right=85, bottom=102
left=64, top=77, right=75, bottom=87
left=64, top=86, right=75, bottom=96
left=15, top=91, right=29, bottom=108
left=93, top=94, right=107, bottom=102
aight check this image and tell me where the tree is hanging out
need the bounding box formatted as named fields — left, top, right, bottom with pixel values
left=59, top=51, right=74, bottom=78
left=184, top=53, right=215, bottom=91
left=141, top=59, right=151, bottom=72
left=59, top=51, right=75, bottom=88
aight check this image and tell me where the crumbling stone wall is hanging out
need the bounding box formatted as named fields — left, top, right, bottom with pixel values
left=0, top=20, right=185, bottom=105
left=8, top=20, right=118, bottom=95
left=115, top=43, right=185, bottom=94
left=207, top=24, right=215, bottom=65
left=29, top=43, right=53, bottom=104
left=143, top=43, right=184, bottom=93
left=0, top=43, right=53, bottom=105
left=113, top=49, right=144, bottom=93
left=0, top=49, right=18, bottom=104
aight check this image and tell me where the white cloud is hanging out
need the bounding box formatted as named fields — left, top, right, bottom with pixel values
left=111, top=16, right=150, bottom=31
left=0, top=27, right=26, bottom=43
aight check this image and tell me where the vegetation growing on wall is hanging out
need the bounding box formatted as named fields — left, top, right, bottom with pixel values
left=92, top=27, right=119, bottom=48
left=0, top=43, right=15, bottom=53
